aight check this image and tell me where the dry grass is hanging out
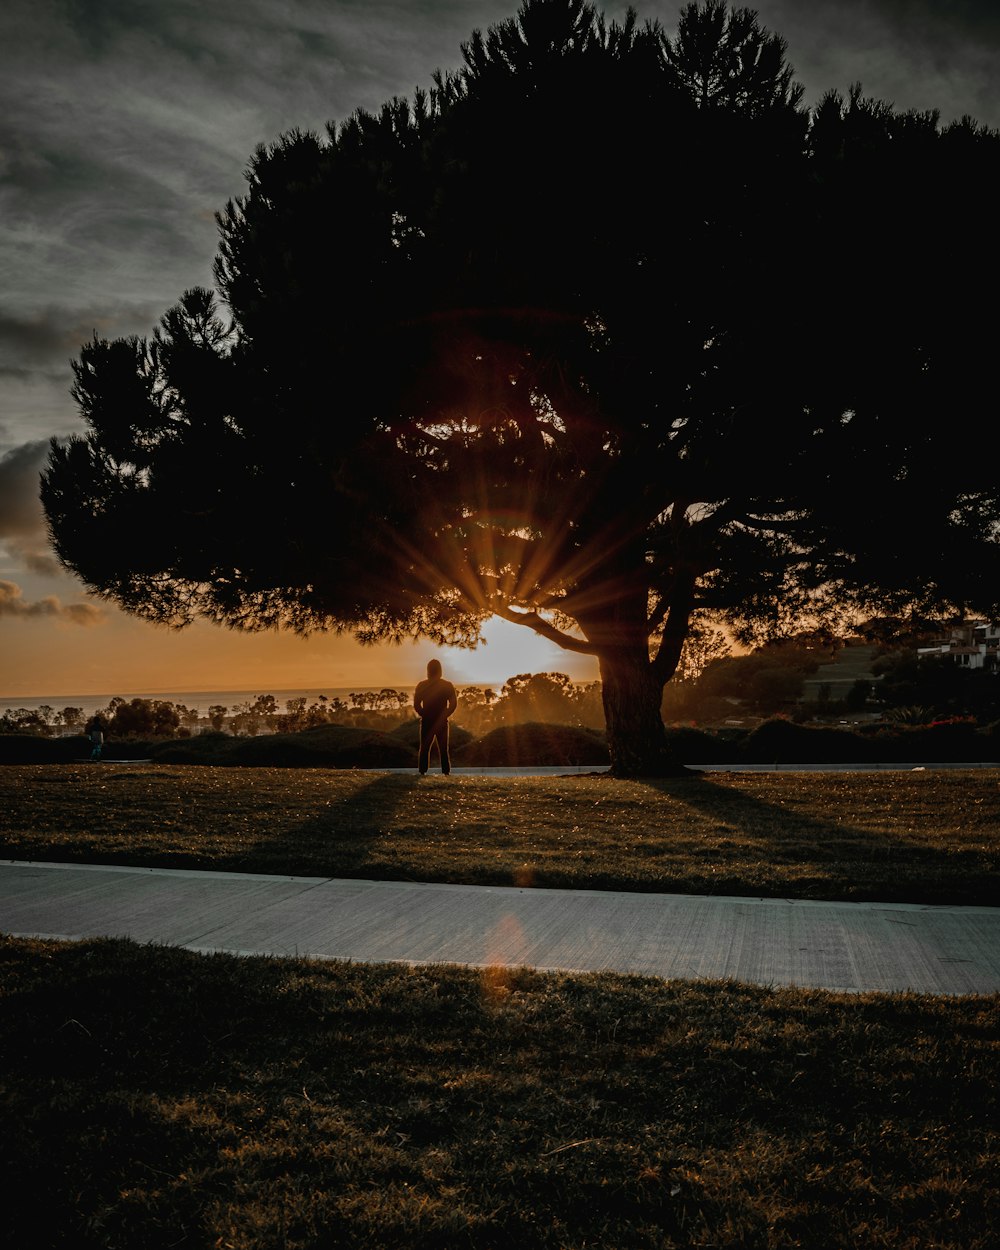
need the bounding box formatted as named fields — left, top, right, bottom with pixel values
left=2, top=765, right=998, bottom=903
left=2, top=935, right=997, bottom=1250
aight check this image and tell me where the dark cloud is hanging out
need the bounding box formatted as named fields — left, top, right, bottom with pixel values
left=0, top=302, right=166, bottom=369
left=7, top=543, right=62, bottom=577
left=0, top=441, right=49, bottom=539
left=752, top=0, right=1000, bottom=125
left=0, top=308, right=103, bottom=367
left=0, top=579, right=105, bottom=624
left=0, top=439, right=68, bottom=576
left=0, top=299, right=166, bottom=447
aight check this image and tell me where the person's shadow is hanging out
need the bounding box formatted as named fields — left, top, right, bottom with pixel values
left=218, top=772, right=421, bottom=879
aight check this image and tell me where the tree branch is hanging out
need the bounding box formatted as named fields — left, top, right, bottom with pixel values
left=495, top=604, right=601, bottom=656
left=651, top=571, right=698, bottom=682
left=646, top=593, right=671, bottom=637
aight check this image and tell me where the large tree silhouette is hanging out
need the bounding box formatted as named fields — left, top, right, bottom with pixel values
left=43, top=0, right=1000, bottom=774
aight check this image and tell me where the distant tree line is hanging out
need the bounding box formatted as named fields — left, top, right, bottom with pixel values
left=0, top=679, right=603, bottom=739
left=0, top=697, right=189, bottom=740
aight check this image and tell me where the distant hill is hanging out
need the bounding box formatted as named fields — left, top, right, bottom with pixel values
left=800, top=642, right=880, bottom=701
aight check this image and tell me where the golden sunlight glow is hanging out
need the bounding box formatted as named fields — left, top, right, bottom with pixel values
left=435, top=615, right=598, bottom=690
left=0, top=605, right=600, bottom=702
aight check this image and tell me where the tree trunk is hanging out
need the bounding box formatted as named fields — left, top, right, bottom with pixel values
left=598, top=646, right=686, bottom=777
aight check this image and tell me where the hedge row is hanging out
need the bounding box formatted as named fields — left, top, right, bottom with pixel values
left=3, top=718, right=999, bottom=768
left=672, top=718, right=1000, bottom=765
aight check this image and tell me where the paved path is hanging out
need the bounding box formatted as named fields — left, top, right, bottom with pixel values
left=2, top=858, right=997, bottom=996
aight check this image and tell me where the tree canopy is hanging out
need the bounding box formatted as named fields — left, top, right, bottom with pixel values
left=42, top=0, right=1000, bottom=774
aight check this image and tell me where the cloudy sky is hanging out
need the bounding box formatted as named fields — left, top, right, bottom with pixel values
left=2, top=0, right=997, bottom=701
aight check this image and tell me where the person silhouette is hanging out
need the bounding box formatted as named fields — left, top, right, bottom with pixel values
left=86, top=714, right=106, bottom=761
left=413, top=659, right=458, bottom=775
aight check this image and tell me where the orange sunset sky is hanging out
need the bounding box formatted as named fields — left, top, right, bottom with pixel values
left=0, top=589, right=599, bottom=701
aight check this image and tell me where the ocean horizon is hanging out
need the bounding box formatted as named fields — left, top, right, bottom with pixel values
left=0, top=686, right=420, bottom=719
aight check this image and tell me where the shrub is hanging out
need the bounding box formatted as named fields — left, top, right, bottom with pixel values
left=454, top=723, right=609, bottom=767
left=897, top=721, right=994, bottom=763
left=144, top=728, right=418, bottom=769
left=389, top=720, right=475, bottom=752
left=0, top=734, right=88, bottom=764
left=663, top=726, right=737, bottom=763
left=741, top=719, right=876, bottom=764
left=231, top=727, right=416, bottom=768
left=150, top=732, right=237, bottom=764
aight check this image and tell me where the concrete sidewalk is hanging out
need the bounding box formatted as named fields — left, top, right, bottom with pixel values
left=2, top=858, right=998, bottom=995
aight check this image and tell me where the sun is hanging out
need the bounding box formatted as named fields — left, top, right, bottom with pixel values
left=432, top=615, right=598, bottom=690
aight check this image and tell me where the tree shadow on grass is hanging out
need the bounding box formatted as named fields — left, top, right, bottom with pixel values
left=215, top=771, right=422, bottom=880
left=627, top=773, right=991, bottom=904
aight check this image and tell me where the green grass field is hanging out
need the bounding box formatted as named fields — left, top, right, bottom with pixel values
left=2, top=765, right=998, bottom=1247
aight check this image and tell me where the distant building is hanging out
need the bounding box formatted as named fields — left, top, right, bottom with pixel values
left=917, top=621, right=1000, bottom=671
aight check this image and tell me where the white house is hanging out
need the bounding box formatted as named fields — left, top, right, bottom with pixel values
left=917, top=621, right=1000, bottom=670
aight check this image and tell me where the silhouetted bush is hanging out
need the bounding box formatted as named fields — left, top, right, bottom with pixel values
left=0, top=734, right=181, bottom=764
left=150, top=732, right=238, bottom=764
left=866, top=721, right=993, bottom=764
left=98, top=738, right=162, bottom=760
left=924, top=721, right=990, bottom=761
left=454, top=723, right=609, bottom=767
left=662, top=726, right=735, bottom=763
left=389, top=720, right=475, bottom=752
left=231, top=727, right=416, bottom=768
left=147, top=727, right=414, bottom=768
left=0, top=734, right=89, bottom=763
left=4, top=717, right=999, bottom=769
left=741, top=719, right=877, bottom=764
